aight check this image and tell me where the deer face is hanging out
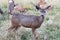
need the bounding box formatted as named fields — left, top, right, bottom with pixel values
left=40, top=9, right=46, bottom=16
left=39, top=5, right=51, bottom=16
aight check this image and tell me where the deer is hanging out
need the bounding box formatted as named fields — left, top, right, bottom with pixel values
left=7, top=0, right=51, bottom=40
left=14, top=3, right=25, bottom=12
left=8, top=0, right=25, bottom=15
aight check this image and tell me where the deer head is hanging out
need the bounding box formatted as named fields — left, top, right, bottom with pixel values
left=36, top=5, right=51, bottom=16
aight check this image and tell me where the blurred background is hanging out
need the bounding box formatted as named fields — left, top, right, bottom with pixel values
left=0, top=0, right=60, bottom=40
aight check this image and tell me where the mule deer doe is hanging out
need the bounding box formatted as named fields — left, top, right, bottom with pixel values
left=7, top=0, right=51, bottom=40
left=14, top=3, right=25, bottom=12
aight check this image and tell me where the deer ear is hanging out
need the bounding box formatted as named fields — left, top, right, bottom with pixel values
left=35, top=6, right=41, bottom=10
left=45, top=5, right=51, bottom=10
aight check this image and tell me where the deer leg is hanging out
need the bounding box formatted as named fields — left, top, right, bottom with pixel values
left=7, top=26, right=15, bottom=32
left=32, top=28, right=36, bottom=40
left=6, top=25, right=15, bottom=40
left=13, top=25, right=21, bottom=40
left=13, top=25, right=20, bottom=31
left=38, top=33, right=40, bottom=40
left=6, top=25, right=15, bottom=36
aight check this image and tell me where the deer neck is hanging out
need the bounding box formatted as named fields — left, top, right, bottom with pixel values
left=41, top=15, right=44, bottom=19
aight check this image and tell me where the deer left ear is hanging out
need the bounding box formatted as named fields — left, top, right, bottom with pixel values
left=35, top=6, right=41, bottom=10
left=45, top=5, right=51, bottom=10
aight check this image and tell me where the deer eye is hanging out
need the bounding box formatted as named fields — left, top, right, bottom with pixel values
left=40, top=9, right=46, bottom=13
